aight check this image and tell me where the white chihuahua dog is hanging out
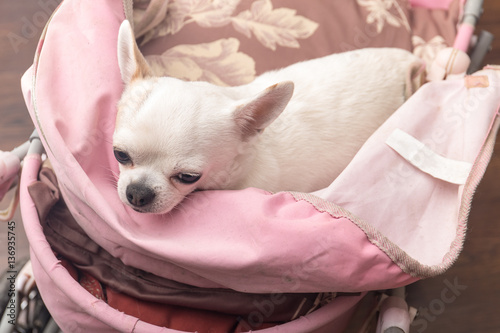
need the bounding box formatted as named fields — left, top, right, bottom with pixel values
left=113, top=20, right=422, bottom=214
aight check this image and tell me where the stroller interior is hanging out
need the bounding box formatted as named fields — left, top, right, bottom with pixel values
left=1, top=0, right=499, bottom=332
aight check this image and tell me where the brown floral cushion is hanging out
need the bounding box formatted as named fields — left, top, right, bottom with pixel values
left=411, top=0, right=460, bottom=72
left=131, top=0, right=460, bottom=86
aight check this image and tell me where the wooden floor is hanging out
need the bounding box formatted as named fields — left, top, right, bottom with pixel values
left=0, top=1, right=499, bottom=332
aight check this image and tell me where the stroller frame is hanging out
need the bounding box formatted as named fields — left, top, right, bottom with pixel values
left=1, top=0, right=499, bottom=332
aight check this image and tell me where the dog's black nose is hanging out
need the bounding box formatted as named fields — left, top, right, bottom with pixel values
left=126, top=183, right=155, bottom=207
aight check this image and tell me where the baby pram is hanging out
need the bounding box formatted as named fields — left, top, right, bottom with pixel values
left=1, top=0, right=499, bottom=332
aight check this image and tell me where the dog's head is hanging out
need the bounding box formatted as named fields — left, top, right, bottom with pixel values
left=113, top=21, right=293, bottom=214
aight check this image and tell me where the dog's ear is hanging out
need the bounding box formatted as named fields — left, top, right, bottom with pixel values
left=234, top=81, right=294, bottom=138
left=117, top=20, right=152, bottom=84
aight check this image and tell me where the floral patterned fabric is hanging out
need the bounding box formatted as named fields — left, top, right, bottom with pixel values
left=357, top=0, right=410, bottom=33
left=131, top=0, right=460, bottom=86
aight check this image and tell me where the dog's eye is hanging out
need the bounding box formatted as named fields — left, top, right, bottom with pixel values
left=113, top=149, right=131, bottom=164
left=175, top=173, right=201, bottom=184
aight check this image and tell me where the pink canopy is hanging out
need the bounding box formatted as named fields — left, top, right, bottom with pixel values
left=18, top=0, right=499, bottom=331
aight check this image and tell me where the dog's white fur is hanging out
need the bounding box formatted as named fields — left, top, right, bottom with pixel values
left=113, top=20, right=422, bottom=214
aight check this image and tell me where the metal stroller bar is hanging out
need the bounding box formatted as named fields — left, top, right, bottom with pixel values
left=468, top=30, right=495, bottom=74
left=27, top=131, right=44, bottom=157
left=0, top=130, right=43, bottom=222
left=454, top=0, right=483, bottom=52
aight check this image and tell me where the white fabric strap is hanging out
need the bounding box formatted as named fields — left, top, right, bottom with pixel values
left=386, top=128, right=472, bottom=185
